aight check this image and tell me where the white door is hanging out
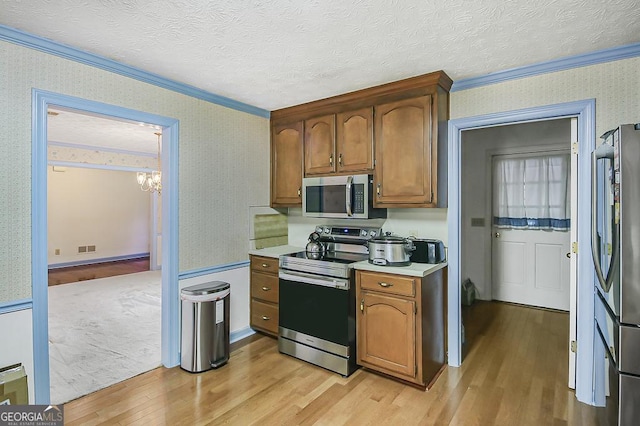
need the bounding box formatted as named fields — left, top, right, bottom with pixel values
left=491, top=152, right=572, bottom=312
left=492, top=227, right=571, bottom=310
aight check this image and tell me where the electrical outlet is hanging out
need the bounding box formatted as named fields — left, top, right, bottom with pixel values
left=54, top=249, right=60, bottom=255
left=78, top=246, right=87, bottom=253
left=87, top=245, right=96, bottom=252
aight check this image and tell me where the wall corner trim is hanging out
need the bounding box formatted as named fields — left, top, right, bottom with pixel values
left=0, top=299, right=33, bottom=315
left=178, top=260, right=250, bottom=280
left=451, top=42, right=640, bottom=92
left=0, top=24, right=270, bottom=119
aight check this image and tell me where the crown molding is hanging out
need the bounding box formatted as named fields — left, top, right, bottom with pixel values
left=451, top=42, right=640, bottom=92
left=0, top=24, right=270, bottom=118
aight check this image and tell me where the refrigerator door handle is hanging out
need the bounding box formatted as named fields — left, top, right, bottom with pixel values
left=591, top=148, right=620, bottom=293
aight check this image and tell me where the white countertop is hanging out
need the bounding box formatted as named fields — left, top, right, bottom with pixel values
left=351, top=260, right=447, bottom=277
left=249, top=245, right=447, bottom=277
left=248, top=245, right=303, bottom=259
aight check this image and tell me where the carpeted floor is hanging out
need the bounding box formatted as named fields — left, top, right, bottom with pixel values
left=48, top=270, right=162, bottom=404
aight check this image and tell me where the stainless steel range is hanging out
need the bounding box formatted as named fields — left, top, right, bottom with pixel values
left=278, top=224, right=382, bottom=376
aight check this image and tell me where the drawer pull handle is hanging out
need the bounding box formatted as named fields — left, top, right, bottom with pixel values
left=261, top=263, right=269, bottom=268
left=378, top=282, right=393, bottom=288
left=262, top=315, right=270, bottom=321
left=261, top=286, right=270, bottom=291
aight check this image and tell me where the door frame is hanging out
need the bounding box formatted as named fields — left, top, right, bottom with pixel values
left=447, top=99, right=596, bottom=404
left=32, top=89, right=180, bottom=403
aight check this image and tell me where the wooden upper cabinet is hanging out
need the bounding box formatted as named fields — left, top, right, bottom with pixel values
left=336, top=107, right=373, bottom=173
left=374, top=95, right=435, bottom=207
left=271, top=121, right=303, bottom=207
left=304, top=115, right=336, bottom=176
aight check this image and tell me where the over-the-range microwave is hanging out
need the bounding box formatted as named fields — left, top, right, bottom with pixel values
left=302, top=174, right=387, bottom=219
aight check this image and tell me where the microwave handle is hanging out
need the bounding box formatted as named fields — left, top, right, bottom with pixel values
left=345, top=175, right=353, bottom=217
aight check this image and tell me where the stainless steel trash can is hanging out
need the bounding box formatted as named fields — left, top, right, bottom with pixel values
left=180, top=281, right=230, bottom=372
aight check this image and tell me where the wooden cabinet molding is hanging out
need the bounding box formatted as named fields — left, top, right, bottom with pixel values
left=271, top=71, right=452, bottom=123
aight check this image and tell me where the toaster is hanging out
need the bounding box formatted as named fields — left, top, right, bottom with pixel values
left=409, top=238, right=446, bottom=264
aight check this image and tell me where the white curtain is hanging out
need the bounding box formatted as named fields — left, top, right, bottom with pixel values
left=493, top=154, right=570, bottom=230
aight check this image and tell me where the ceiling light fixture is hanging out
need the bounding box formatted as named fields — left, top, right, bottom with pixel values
left=137, top=132, right=162, bottom=194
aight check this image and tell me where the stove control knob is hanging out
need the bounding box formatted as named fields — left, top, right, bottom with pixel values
left=315, top=226, right=323, bottom=233
left=360, top=229, right=368, bottom=237
left=369, top=230, right=377, bottom=238
left=323, top=227, right=330, bottom=234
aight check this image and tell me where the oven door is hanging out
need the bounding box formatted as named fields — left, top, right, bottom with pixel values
left=278, top=270, right=354, bottom=347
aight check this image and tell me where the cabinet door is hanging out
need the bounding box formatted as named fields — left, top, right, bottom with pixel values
left=358, top=292, right=416, bottom=378
left=336, top=107, right=373, bottom=173
left=271, top=121, right=303, bottom=206
left=374, top=95, right=434, bottom=206
left=304, top=115, right=335, bottom=176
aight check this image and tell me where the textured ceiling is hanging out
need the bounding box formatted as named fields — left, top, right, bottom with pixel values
left=2, top=0, right=639, bottom=112
left=48, top=108, right=162, bottom=155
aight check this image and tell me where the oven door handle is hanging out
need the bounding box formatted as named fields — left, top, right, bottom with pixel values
left=279, top=270, right=350, bottom=290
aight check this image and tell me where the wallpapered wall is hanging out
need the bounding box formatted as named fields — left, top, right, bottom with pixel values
left=0, top=40, right=270, bottom=303
left=48, top=144, right=157, bottom=169
left=451, top=56, right=640, bottom=136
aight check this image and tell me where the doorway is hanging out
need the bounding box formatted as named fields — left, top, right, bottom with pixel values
left=31, top=89, right=180, bottom=404
left=490, top=150, right=572, bottom=311
left=447, top=99, right=596, bottom=405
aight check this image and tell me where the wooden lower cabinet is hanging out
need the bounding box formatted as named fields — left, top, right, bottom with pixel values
left=356, top=267, right=447, bottom=388
left=249, top=255, right=280, bottom=336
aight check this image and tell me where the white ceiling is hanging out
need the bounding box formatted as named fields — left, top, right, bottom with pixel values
left=4, top=1, right=640, bottom=152
left=47, top=108, right=162, bottom=155
left=3, top=0, right=639, bottom=113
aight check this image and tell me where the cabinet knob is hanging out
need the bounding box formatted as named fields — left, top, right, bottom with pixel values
left=378, top=282, right=393, bottom=288
left=262, top=315, right=270, bottom=321
left=377, top=183, right=381, bottom=197
left=261, top=286, right=270, bottom=291
left=261, top=263, right=270, bottom=268
left=360, top=299, right=364, bottom=313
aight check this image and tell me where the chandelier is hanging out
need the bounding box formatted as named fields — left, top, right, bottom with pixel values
left=137, top=131, right=162, bottom=193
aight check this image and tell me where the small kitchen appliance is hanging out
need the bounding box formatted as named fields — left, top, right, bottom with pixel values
left=409, top=238, right=446, bottom=264
left=302, top=174, right=387, bottom=219
left=367, top=235, right=415, bottom=266
left=278, top=224, right=382, bottom=376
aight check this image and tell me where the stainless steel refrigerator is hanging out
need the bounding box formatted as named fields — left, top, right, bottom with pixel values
left=592, top=123, right=640, bottom=425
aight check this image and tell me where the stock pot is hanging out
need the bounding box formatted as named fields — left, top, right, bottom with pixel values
left=368, top=236, right=415, bottom=266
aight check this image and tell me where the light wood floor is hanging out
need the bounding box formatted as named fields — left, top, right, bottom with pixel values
left=63, top=301, right=602, bottom=425
left=48, top=258, right=150, bottom=286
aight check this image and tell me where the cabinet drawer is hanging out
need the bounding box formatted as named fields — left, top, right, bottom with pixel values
left=250, top=256, right=279, bottom=274
left=251, top=300, right=279, bottom=335
left=250, top=271, right=279, bottom=303
left=359, top=271, right=416, bottom=297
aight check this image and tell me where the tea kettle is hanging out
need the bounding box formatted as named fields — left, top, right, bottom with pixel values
left=305, top=232, right=326, bottom=256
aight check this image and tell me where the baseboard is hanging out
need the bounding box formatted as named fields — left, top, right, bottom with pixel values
left=48, top=253, right=150, bottom=269
left=230, top=326, right=255, bottom=344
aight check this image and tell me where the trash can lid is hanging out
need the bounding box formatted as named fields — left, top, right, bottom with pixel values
left=181, top=281, right=230, bottom=296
